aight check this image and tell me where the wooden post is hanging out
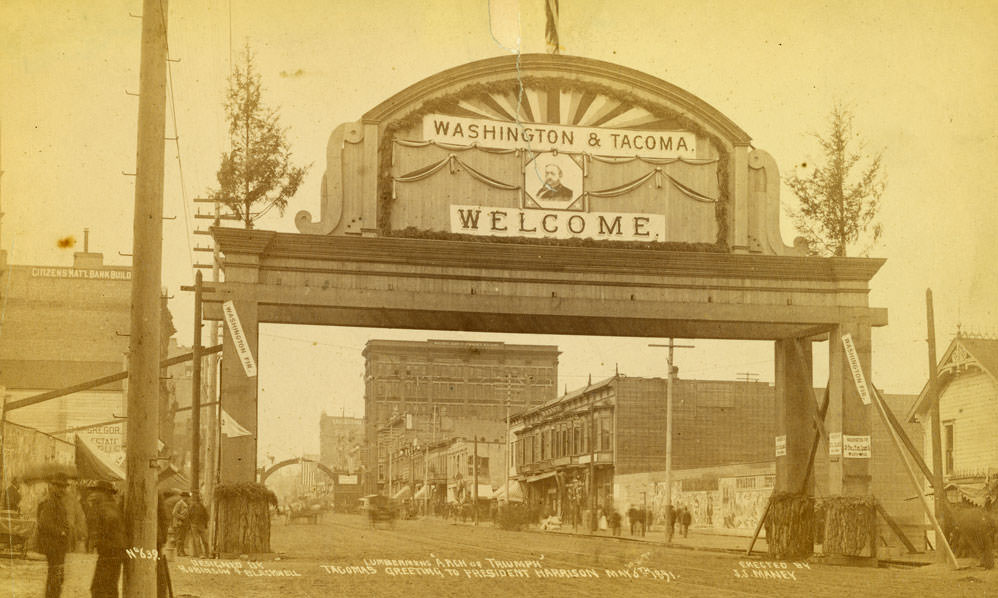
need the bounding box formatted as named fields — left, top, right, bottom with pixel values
left=870, top=386, right=959, bottom=568
left=124, top=0, right=168, bottom=595
left=925, top=289, right=949, bottom=560
left=473, top=435, right=479, bottom=526
left=874, top=499, right=919, bottom=554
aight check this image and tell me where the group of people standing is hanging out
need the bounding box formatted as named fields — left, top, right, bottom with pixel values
left=32, top=474, right=212, bottom=598
left=163, top=490, right=209, bottom=557
left=36, top=474, right=124, bottom=598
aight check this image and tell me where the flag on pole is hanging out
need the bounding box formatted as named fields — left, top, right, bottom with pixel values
left=545, top=0, right=560, bottom=55
left=220, top=409, right=252, bottom=437
left=300, top=458, right=317, bottom=489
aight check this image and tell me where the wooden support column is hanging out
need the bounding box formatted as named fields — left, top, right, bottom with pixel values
left=827, top=322, right=873, bottom=496
left=219, top=299, right=258, bottom=482
left=774, top=339, right=814, bottom=494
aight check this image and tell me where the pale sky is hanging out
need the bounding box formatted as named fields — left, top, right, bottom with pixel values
left=2, top=1, right=996, bottom=460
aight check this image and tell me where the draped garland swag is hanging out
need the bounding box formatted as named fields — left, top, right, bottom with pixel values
left=376, top=76, right=731, bottom=250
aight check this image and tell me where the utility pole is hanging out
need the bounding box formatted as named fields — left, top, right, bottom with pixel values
left=926, top=289, right=948, bottom=558
left=181, top=271, right=214, bottom=501
left=649, top=339, right=694, bottom=542
left=505, top=375, right=512, bottom=509
left=192, top=194, right=224, bottom=501
left=124, top=0, right=168, bottom=595
left=473, top=435, right=479, bottom=526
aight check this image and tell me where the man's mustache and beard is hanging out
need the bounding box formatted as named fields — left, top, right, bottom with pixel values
left=544, top=170, right=560, bottom=188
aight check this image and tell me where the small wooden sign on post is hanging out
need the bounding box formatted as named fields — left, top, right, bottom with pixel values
left=841, top=334, right=872, bottom=405
left=222, top=300, right=257, bottom=378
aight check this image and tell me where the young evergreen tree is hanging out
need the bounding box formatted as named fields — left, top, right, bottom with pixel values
left=785, top=103, right=885, bottom=257
left=210, top=45, right=308, bottom=229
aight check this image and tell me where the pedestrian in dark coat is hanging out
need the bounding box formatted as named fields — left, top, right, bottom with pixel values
left=2, top=477, right=21, bottom=513
left=37, top=473, right=72, bottom=598
left=680, top=506, right=692, bottom=538
left=189, top=496, right=209, bottom=557
left=157, top=492, right=173, bottom=598
left=627, top=506, right=638, bottom=535
left=90, top=481, right=125, bottom=598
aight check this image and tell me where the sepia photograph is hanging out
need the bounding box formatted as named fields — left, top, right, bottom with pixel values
left=1, top=1, right=996, bottom=596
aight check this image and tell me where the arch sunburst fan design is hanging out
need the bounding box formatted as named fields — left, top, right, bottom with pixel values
left=437, top=85, right=681, bottom=131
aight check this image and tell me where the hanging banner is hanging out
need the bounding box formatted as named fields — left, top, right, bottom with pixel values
left=223, top=300, right=257, bottom=377
left=842, top=434, right=871, bottom=459
left=829, top=432, right=843, bottom=456
left=841, top=334, right=872, bottom=405
left=775, top=435, right=787, bottom=457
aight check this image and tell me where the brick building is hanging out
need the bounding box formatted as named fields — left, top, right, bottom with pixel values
left=511, top=375, right=774, bottom=523
left=362, top=339, right=558, bottom=491
left=319, top=414, right=364, bottom=472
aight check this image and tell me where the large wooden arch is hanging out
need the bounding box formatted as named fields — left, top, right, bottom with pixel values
left=206, top=56, right=887, bottom=534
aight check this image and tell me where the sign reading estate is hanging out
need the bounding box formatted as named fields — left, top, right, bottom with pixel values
left=451, top=206, right=665, bottom=242
left=424, top=114, right=696, bottom=159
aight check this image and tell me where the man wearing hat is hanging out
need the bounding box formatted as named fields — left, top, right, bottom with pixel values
left=171, top=491, right=191, bottom=556
left=37, top=473, right=71, bottom=598
left=90, top=480, right=125, bottom=598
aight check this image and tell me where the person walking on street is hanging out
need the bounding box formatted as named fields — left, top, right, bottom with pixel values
left=627, top=505, right=638, bottom=535
left=90, top=481, right=125, bottom=598
left=610, top=510, right=622, bottom=536
left=666, top=505, right=676, bottom=541
left=189, top=496, right=209, bottom=557
left=680, top=506, right=692, bottom=538
left=172, top=491, right=191, bottom=556
left=37, top=473, right=72, bottom=598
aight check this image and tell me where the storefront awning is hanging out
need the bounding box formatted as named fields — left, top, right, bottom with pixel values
left=526, top=471, right=557, bottom=483
left=413, top=485, right=430, bottom=500
left=392, top=485, right=412, bottom=500
left=493, top=481, right=524, bottom=502
left=75, top=434, right=125, bottom=481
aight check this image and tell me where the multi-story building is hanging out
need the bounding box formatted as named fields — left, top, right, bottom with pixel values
left=319, top=414, right=364, bottom=472
left=362, top=339, right=558, bottom=491
left=511, top=375, right=775, bottom=525
left=1, top=247, right=132, bottom=443
left=0, top=240, right=189, bottom=483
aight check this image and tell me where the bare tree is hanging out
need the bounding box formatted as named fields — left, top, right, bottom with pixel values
left=209, top=44, right=308, bottom=229
left=785, top=103, right=885, bottom=257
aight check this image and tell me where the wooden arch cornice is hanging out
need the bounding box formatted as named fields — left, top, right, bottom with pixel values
left=362, top=53, right=752, bottom=147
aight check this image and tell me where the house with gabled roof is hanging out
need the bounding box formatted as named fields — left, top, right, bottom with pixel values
left=908, top=333, right=998, bottom=504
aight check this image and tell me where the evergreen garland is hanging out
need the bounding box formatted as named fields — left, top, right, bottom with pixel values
left=765, top=492, right=815, bottom=559
left=819, top=495, right=876, bottom=556
left=214, top=482, right=278, bottom=506
left=375, top=76, right=732, bottom=251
